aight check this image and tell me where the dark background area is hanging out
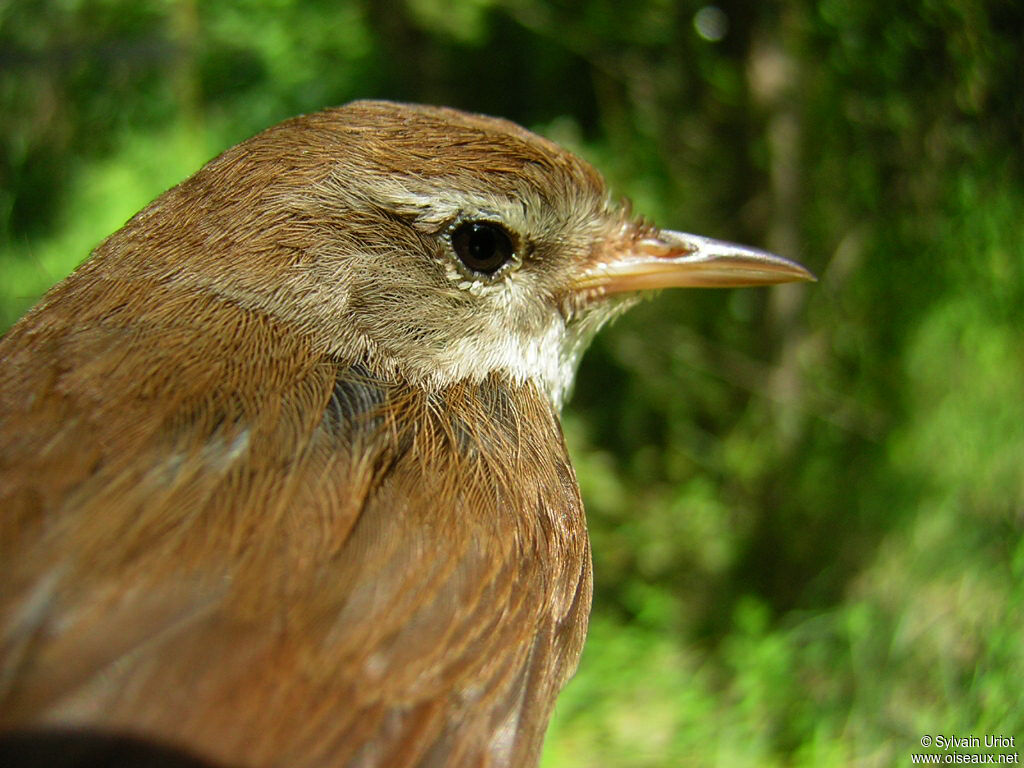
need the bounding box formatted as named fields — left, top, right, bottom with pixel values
left=2, top=1, right=1022, bottom=765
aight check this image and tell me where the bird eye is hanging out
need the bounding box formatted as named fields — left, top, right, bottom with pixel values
left=451, top=221, right=516, bottom=276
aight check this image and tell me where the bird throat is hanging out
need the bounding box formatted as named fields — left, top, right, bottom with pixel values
left=322, top=361, right=564, bottom=470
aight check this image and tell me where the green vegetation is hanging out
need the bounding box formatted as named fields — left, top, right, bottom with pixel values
left=2, top=1, right=1021, bottom=764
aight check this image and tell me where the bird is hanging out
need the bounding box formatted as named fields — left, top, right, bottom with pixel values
left=0, top=100, right=813, bottom=768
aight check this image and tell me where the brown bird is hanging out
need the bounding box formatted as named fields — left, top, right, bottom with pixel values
left=0, top=101, right=812, bottom=768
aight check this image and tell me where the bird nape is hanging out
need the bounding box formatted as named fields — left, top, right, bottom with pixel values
left=0, top=101, right=812, bottom=768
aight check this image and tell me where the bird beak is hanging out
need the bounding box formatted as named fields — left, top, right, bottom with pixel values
left=576, top=229, right=815, bottom=295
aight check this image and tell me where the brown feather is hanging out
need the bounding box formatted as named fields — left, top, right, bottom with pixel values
left=0, top=223, right=591, bottom=768
left=0, top=100, right=613, bottom=768
left=0, top=281, right=591, bottom=764
left=0, top=99, right=813, bottom=767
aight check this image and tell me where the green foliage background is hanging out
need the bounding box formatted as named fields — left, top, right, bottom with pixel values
left=2, top=1, right=1022, bottom=764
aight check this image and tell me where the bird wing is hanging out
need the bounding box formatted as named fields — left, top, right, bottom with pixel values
left=0, top=283, right=591, bottom=768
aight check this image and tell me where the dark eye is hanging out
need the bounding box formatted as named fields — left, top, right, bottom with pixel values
left=451, top=221, right=516, bottom=275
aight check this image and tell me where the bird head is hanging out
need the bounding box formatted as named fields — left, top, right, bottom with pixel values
left=104, top=100, right=812, bottom=408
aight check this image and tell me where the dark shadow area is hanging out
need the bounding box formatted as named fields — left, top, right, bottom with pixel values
left=0, top=730, right=224, bottom=768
